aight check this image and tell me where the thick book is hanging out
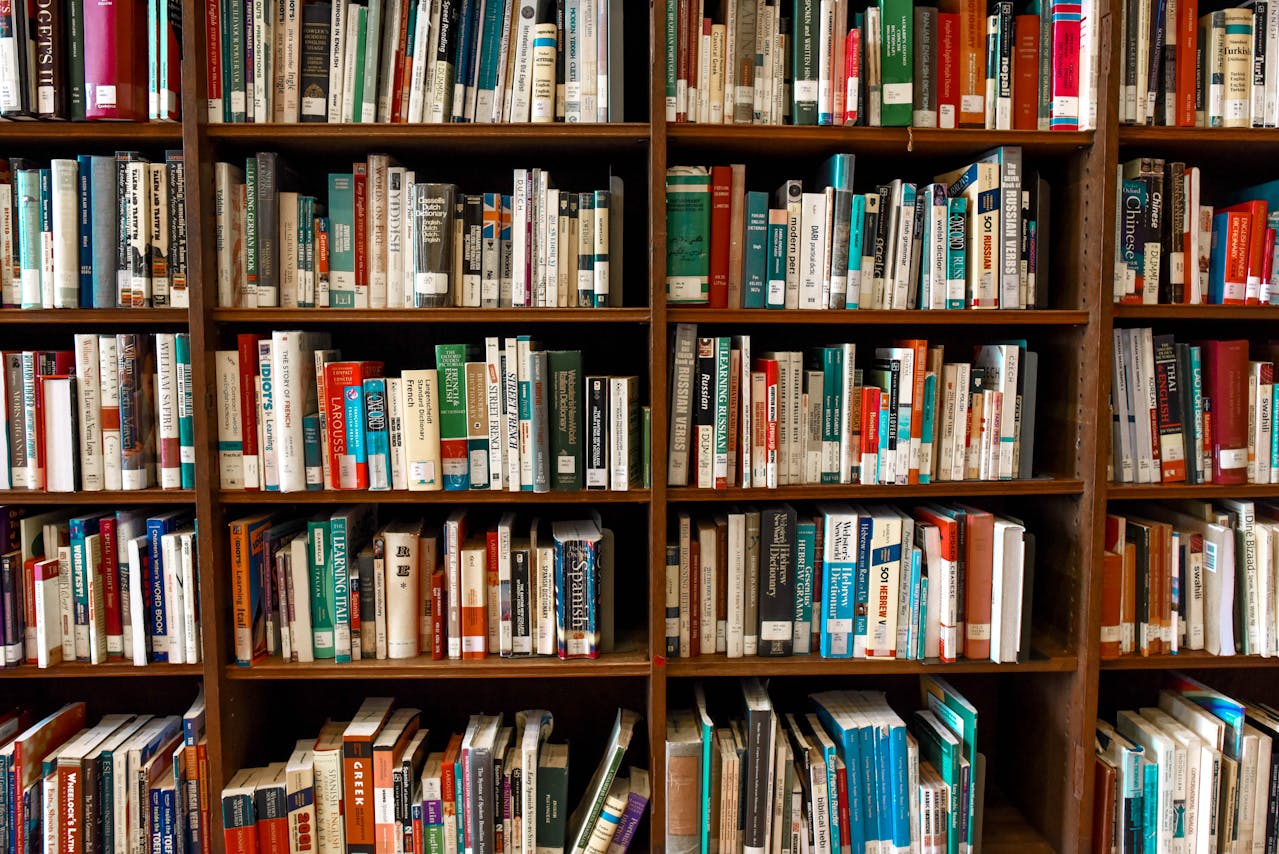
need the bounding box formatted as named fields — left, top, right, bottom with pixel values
left=758, top=504, right=797, bottom=657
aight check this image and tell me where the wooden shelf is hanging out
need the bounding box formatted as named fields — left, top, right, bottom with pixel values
left=226, top=649, right=650, bottom=679
left=1118, top=125, right=1279, bottom=148
left=668, top=479, right=1084, bottom=501
left=981, top=799, right=1057, bottom=854
left=0, top=489, right=194, bottom=504
left=213, top=307, right=650, bottom=323
left=667, top=124, right=1093, bottom=156
left=221, top=488, right=651, bottom=504
left=0, top=308, right=189, bottom=324
left=1107, top=483, right=1279, bottom=499
left=1112, top=304, right=1279, bottom=320
left=206, top=122, right=651, bottom=154
left=663, top=653, right=1077, bottom=677
left=1101, top=651, right=1279, bottom=669
left=0, top=662, right=203, bottom=678
left=0, top=122, right=182, bottom=144
left=668, top=308, right=1089, bottom=325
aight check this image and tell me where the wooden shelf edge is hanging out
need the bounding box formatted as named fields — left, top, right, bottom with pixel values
left=1112, top=304, right=1279, bottom=320
left=666, top=124, right=1093, bottom=154
left=0, top=308, right=189, bottom=324
left=0, top=489, right=195, bottom=504
left=213, top=307, right=651, bottom=323
left=220, top=488, right=651, bottom=504
left=1118, top=125, right=1279, bottom=145
left=0, top=122, right=182, bottom=143
left=668, top=479, right=1084, bottom=501
left=1107, top=483, right=1279, bottom=499
left=667, top=308, right=1089, bottom=325
left=663, top=653, right=1077, bottom=677
left=225, top=651, right=651, bottom=679
left=1101, top=652, right=1279, bottom=670
left=0, top=662, right=203, bottom=678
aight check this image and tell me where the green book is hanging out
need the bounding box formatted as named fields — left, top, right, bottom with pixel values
left=913, top=709, right=962, bottom=854
left=664, top=0, right=678, bottom=119
left=922, top=675, right=980, bottom=850
left=879, top=0, right=914, bottom=126
left=665, top=166, right=711, bottom=304
left=742, top=191, right=769, bottom=308
left=361, top=0, right=382, bottom=123
left=792, top=0, right=818, bottom=124
left=307, top=517, right=333, bottom=658
left=350, top=5, right=368, bottom=122
left=434, top=343, right=472, bottom=491
left=536, top=743, right=570, bottom=851
left=328, top=505, right=374, bottom=663
left=327, top=174, right=356, bottom=307
left=641, top=405, right=651, bottom=489
left=547, top=350, right=584, bottom=491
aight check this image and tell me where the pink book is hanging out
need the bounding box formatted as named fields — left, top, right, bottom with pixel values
left=84, top=0, right=147, bottom=120
left=844, top=29, right=861, bottom=125
left=1049, top=0, right=1081, bottom=130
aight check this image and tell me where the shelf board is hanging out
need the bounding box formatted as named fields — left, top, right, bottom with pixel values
left=226, top=649, right=650, bottom=679
left=221, top=488, right=651, bottom=504
left=0, top=661, right=203, bottom=679
left=663, top=653, right=1077, bottom=677
left=1101, top=651, right=1279, bottom=669
left=1118, top=125, right=1279, bottom=148
left=668, top=308, right=1088, bottom=325
left=0, top=122, right=182, bottom=144
left=667, top=124, right=1094, bottom=156
left=668, top=479, right=1084, bottom=501
left=0, top=489, right=194, bottom=505
left=0, top=308, right=189, bottom=324
left=1112, top=304, right=1279, bottom=320
left=1107, top=483, right=1279, bottom=499
left=206, top=122, right=651, bottom=154
left=213, top=307, right=650, bottom=323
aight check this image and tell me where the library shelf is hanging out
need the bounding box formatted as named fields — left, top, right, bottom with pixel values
left=981, top=799, right=1057, bottom=854
left=1106, top=483, right=1279, bottom=499
left=0, top=489, right=195, bottom=505
left=0, top=122, right=183, bottom=144
left=1117, top=125, right=1279, bottom=148
left=667, top=479, right=1085, bottom=502
left=1111, top=304, right=1279, bottom=320
left=667, top=308, right=1090, bottom=325
left=219, top=488, right=652, bottom=504
left=1100, top=652, right=1279, bottom=670
left=0, top=662, right=204, bottom=679
left=663, top=653, right=1078, bottom=677
left=0, top=309, right=189, bottom=325
left=212, top=307, right=651, bottom=324
left=206, top=122, right=652, bottom=154
left=666, top=124, right=1093, bottom=157
left=224, top=649, right=651, bottom=680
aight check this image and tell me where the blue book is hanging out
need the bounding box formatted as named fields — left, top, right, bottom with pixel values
left=150, top=786, right=163, bottom=854
left=819, top=508, right=857, bottom=658
left=1208, top=210, right=1234, bottom=305
left=1142, top=759, right=1159, bottom=852
left=147, top=511, right=192, bottom=663
left=69, top=512, right=108, bottom=658
left=919, top=372, right=937, bottom=484
left=882, top=706, right=911, bottom=852
left=917, top=574, right=929, bottom=659
left=906, top=546, right=923, bottom=658
left=344, top=384, right=368, bottom=481
left=794, top=521, right=815, bottom=654
left=452, top=0, right=480, bottom=122
left=175, top=333, right=196, bottom=489
left=474, top=0, right=506, bottom=116
left=946, top=196, right=968, bottom=308
left=852, top=708, right=880, bottom=851
left=742, top=191, right=769, bottom=308
left=810, top=697, right=866, bottom=853
left=362, top=377, right=390, bottom=490
left=87, top=156, right=117, bottom=308
left=76, top=155, right=93, bottom=306
left=303, top=414, right=324, bottom=490
left=854, top=514, right=873, bottom=656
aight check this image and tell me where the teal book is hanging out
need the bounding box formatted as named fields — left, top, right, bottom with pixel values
left=713, top=338, right=731, bottom=487
left=878, top=0, right=914, bottom=126
left=475, top=0, right=506, bottom=119
left=767, top=208, right=787, bottom=308
left=329, top=505, right=375, bottom=663
left=434, top=343, right=472, bottom=491
left=946, top=196, right=968, bottom=308
left=302, top=414, right=323, bottom=490
left=175, top=333, right=196, bottom=489
left=665, top=167, right=711, bottom=303
left=327, top=174, right=356, bottom=307
left=308, top=517, right=334, bottom=658
left=794, top=520, right=816, bottom=653
left=792, top=0, right=818, bottom=123
left=821, top=346, right=843, bottom=483
left=742, top=191, right=769, bottom=308
left=846, top=194, right=867, bottom=307
left=361, top=0, right=383, bottom=123
left=16, top=169, right=40, bottom=308
left=922, top=676, right=980, bottom=852
left=919, top=372, right=937, bottom=483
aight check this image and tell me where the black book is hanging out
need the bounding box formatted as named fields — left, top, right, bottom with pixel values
left=66, top=0, right=86, bottom=120
left=554, top=0, right=566, bottom=120
left=463, top=193, right=483, bottom=301
left=512, top=546, right=532, bottom=653
left=166, top=151, right=187, bottom=304
left=584, top=374, right=608, bottom=489
left=1174, top=342, right=1198, bottom=484
left=35, top=0, right=64, bottom=118
left=433, top=0, right=460, bottom=121
left=1164, top=161, right=1185, bottom=302
left=256, top=152, right=281, bottom=306
left=739, top=678, right=776, bottom=850
left=301, top=2, right=333, bottom=122
left=872, top=184, right=892, bottom=294
left=758, top=504, right=797, bottom=657
left=1126, top=519, right=1153, bottom=653
left=413, top=182, right=456, bottom=307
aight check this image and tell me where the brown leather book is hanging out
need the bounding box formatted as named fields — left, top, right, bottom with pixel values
left=1101, top=550, right=1123, bottom=659
left=1092, top=753, right=1118, bottom=852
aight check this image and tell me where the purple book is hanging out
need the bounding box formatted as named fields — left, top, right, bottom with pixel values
left=608, top=778, right=650, bottom=853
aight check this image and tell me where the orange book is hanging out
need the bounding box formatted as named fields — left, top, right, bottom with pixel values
left=957, top=505, right=995, bottom=660
left=1013, top=15, right=1039, bottom=130
left=342, top=698, right=395, bottom=854
left=912, top=505, right=964, bottom=660
left=12, top=703, right=87, bottom=854
left=1220, top=201, right=1270, bottom=304
left=460, top=539, right=488, bottom=659
left=430, top=567, right=446, bottom=660
left=1154, top=521, right=1173, bottom=654
left=940, top=0, right=987, bottom=126
left=894, top=339, right=929, bottom=483
left=197, top=738, right=212, bottom=854
left=485, top=529, right=501, bottom=653
left=372, top=709, right=421, bottom=854
left=1122, top=542, right=1137, bottom=656
left=1176, top=0, right=1199, bottom=125
left=1100, top=550, right=1122, bottom=659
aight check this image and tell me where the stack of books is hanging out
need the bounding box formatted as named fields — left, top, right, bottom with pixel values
left=667, top=325, right=1038, bottom=489
left=0, top=697, right=209, bottom=854
left=666, top=0, right=1100, bottom=129
left=665, top=677, right=983, bottom=854
left=1095, top=674, right=1279, bottom=853
left=668, top=502, right=1034, bottom=663
left=221, top=700, right=645, bottom=854
left=0, top=507, right=199, bottom=669
left=207, top=0, right=625, bottom=124
left=216, top=333, right=646, bottom=493
left=216, top=156, right=623, bottom=309
left=1104, top=500, right=1279, bottom=658
left=229, top=506, right=618, bottom=665
left=0, top=334, right=196, bottom=493
left=667, top=149, right=1048, bottom=310
left=0, top=153, right=188, bottom=309
left=1109, top=332, right=1277, bottom=486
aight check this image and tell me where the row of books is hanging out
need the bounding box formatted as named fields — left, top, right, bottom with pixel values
left=668, top=503, right=1033, bottom=663
left=220, top=699, right=643, bottom=854
left=0, top=2, right=176, bottom=121
left=1109, top=332, right=1277, bottom=486
left=665, top=677, right=981, bottom=854
left=215, top=156, right=624, bottom=309
left=1, top=507, right=200, bottom=670
left=1, top=153, right=189, bottom=310
left=1093, top=674, right=1279, bottom=854
left=0, top=334, right=195, bottom=494
left=231, top=506, right=617, bottom=665
left=667, top=148, right=1047, bottom=311
left=665, top=0, right=1099, bottom=130
left=666, top=325, right=1039, bottom=489
left=1103, top=500, right=1279, bottom=659
left=1114, top=159, right=1279, bottom=305
left=206, top=0, right=625, bottom=124
left=1119, top=0, right=1279, bottom=128
left=215, top=332, right=646, bottom=493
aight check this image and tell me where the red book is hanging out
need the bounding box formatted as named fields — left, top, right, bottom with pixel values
left=197, top=739, right=213, bottom=854
left=861, top=387, right=881, bottom=482
left=753, top=357, right=779, bottom=486
left=913, top=506, right=963, bottom=661
left=430, top=568, right=445, bottom=660
left=236, top=334, right=262, bottom=490
left=709, top=166, right=731, bottom=308
left=1013, top=15, right=1040, bottom=130
left=389, top=7, right=414, bottom=122
left=353, top=163, right=369, bottom=304
left=844, top=29, right=862, bottom=125
left=485, top=529, right=500, bottom=653
left=937, top=13, right=961, bottom=128
left=99, top=515, right=123, bottom=656
left=221, top=774, right=259, bottom=854
left=1049, top=0, right=1082, bottom=130
left=255, top=778, right=290, bottom=854
left=676, top=0, right=690, bottom=121
left=205, top=0, right=224, bottom=121
left=1198, top=339, right=1250, bottom=485
left=21, top=557, right=36, bottom=664
left=1265, top=229, right=1277, bottom=301
left=957, top=506, right=994, bottom=660
left=83, top=0, right=147, bottom=120
left=688, top=538, right=700, bottom=658
left=1176, top=0, right=1198, bottom=126
left=13, top=703, right=88, bottom=854
left=835, top=759, right=852, bottom=847
left=1220, top=201, right=1269, bottom=304
left=323, top=360, right=384, bottom=489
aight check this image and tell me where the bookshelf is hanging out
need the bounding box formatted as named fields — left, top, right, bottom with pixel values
left=6, top=0, right=1269, bottom=849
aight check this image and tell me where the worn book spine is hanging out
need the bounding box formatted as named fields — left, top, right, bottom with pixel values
left=547, top=350, right=584, bottom=490
left=758, top=504, right=797, bottom=656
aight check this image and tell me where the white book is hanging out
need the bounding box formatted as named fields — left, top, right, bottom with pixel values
left=272, top=330, right=318, bottom=493
left=147, top=163, right=169, bottom=306
left=127, top=535, right=150, bottom=665
left=215, top=163, right=245, bottom=306
left=579, top=0, right=598, bottom=121
left=508, top=0, right=538, bottom=122
left=73, top=335, right=104, bottom=492
left=253, top=0, right=271, bottom=121
left=383, top=521, right=421, bottom=659
left=535, top=530, right=555, bottom=655
left=817, top=0, right=834, bottom=120
left=387, top=377, right=407, bottom=491
left=126, top=161, right=152, bottom=306
left=401, top=171, right=416, bottom=306
left=180, top=531, right=199, bottom=662
left=736, top=334, right=752, bottom=488
left=512, top=170, right=530, bottom=306
left=406, top=0, right=432, bottom=122
left=990, top=518, right=1025, bottom=663
left=289, top=535, right=315, bottom=662
left=544, top=189, right=560, bottom=305
left=484, top=337, right=505, bottom=490
left=400, top=369, right=443, bottom=491
left=162, top=532, right=186, bottom=664
left=798, top=192, right=828, bottom=309
left=281, top=0, right=302, bottom=118
left=864, top=507, right=903, bottom=658
left=368, top=155, right=390, bottom=308
left=214, top=349, right=244, bottom=490
left=50, top=159, right=78, bottom=309
left=492, top=0, right=516, bottom=121
left=155, top=333, right=181, bottom=489
left=387, top=168, right=405, bottom=307
left=32, top=556, right=61, bottom=668
left=504, top=337, right=522, bottom=492
left=726, top=512, right=746, bottom=658
left=278, top=192, right=300, bottom=308
left=496, top=512, right=516, bottom=656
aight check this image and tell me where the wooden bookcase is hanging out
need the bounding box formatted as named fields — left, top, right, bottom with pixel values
left=3, top=0, right=1278, bottom=849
